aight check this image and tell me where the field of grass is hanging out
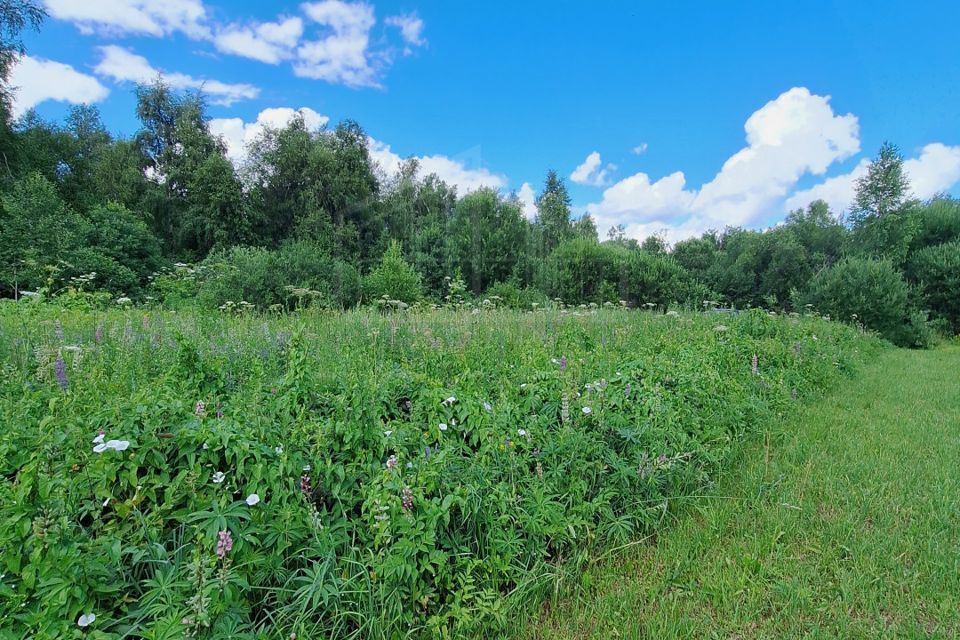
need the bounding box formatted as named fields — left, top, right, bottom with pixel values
left=0, top=304, right=882, bottom=639
left=523, top=344, right=960, bottom=639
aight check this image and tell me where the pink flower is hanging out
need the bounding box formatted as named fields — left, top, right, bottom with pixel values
left=216, top=529, right=233, bottom=559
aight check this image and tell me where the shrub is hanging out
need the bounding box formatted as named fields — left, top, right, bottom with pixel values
left=907, top=240, right=960, bottom=334
left=801, top=257, right=931, bottom=347
left=542, top=238, right=624, bottom=304
left=363, top=240, right=423, bottom=304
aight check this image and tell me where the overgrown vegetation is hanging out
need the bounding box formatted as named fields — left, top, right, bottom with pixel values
left=0, top=305, right=882, bottom=638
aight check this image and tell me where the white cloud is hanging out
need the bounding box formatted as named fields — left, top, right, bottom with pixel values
left=517, top=182, right=537, bottom=220
left=786, top=143, right=960, bottom=214
left=586, top=87, right=860, bottom=242
left=44, top=0, right=210, bottom=38
left=368, top=138, right=506, bottom=194
left=8, top=55, right=109, bottom=116
left=294, top=0, right=379, bottom=87
left=631, top=143, right=648, bottom=155
left=385, top=13, right=425, bottom=51
left=570, top=151, right=616, bottom=186
left=213, top=17, right=303, bottom=64
left=209, top=107, right=329, bottom=164
left=94, top=45, right=259, bottom=106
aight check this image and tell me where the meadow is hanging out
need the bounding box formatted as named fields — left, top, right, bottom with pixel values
left=0, top=304, right=882, bottom=639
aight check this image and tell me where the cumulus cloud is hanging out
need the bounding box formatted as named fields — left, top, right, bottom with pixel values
left=786, top=143, right=960, bottom=214
left=367, top=138, right=506, bottom=194
left=631, top=143, right=648, bottom=155
left=570, top=151, right=616, bottom=186
left=209, top=107, right=330, bottom=164
left=94, top=45, right=259, bottom=106
left=385, top=13, right=425, bottom=52
left=294, top=0, right=379, bottom=87
left=517, top=182, right=537, bottom=220
left=8, top=55, right=109, bottom=116
left=213, top=17, right=303, bottom=64
left=44, top=0, right=210, bottom=38
left=586, top=87, right=861, bottom=243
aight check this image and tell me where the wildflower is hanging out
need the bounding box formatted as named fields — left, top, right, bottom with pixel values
left=54, top=320, right=64, bottom=342
left=54, top=352, right=68, bottom=391
left=383, top=430, right=393, bottom=437
left=92, top=431, right=105, bottom=445
left=401, top=486, right=414, bottom=511
left=77, top=612, right=96, bottom=627
left=202, top=442, right=209, bottom=450
left=216, top=529, right=233, bottom=559
left=245, top=494, right=260, bottom=506
left=274, top=445, right=284, bottom=455
left=438, top=423, right=448, bottom=432
left=424, top=446, right=431, bottom=458
left=518, top=428, right=527, bottom=437
left=559, top=356, right=567, bottom=373
left=302, top=464, right=311, bottom=472
left=483, top=401, right=492, bottom=412
left=624, top=383, right=632, bottom=398
left=386, top=454, right=398, bottom=470
left=300, top=474, right=312, bottom=496
left=194, top=400, right=206, bottom=417
left=216, top=408, right=224, bottom=418
left=442, top=396, right=457, bottom=406
left=212, top=471, right=226, bottom=484
left=520, top=383, right=527, bottom=389
left=582, top=406, right=592, bottom=415
left=657, top=453, right=668, bottom=465
left=94, top=322, right=103, bottom=345
left=714, top=325, right=729, bottom=332
left=532, top=447, right=541, bottom=457
left=106, top=440, right=130, bottom=451
left=751, top=354, right=759, bottom=376
left=561, top=395, right=570, bottom=425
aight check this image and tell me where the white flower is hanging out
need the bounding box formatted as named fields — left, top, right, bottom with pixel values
left=202, top=442, right=209, bottom=450
left=302, top=464, right=311, bottom=471
left=383, top=430, right=393, bottom=437
left=520, top=383, right=527, bottom=389
left=93, top=443, right=108, bottom=454
left=102, top=498, right=110, bottom=507
left=77, top=612, right=96, bottom=627
left=518, top=429, right=527, bottom=437
left=92, top=432, right=105, bottom=444
left=246, top=493, right=260, bottom=506
left=483, top=402, right=492, bottom=412
left=442, top=396, right=457, bottom=406
left=212, top=471, right=226, bottom=484
left=274, top=445, right=284, bottom=455
left=582, top=407, right=592, bottom=415
left=438, top=423, right=448, bottom=431
left=105, top=440, right=129, bottom=452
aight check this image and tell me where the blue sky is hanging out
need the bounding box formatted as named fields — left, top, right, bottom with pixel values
left=12, top=0, right=960, bottom=242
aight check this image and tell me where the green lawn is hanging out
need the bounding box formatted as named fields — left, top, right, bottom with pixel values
left=521, top=345, right=960, bottom=639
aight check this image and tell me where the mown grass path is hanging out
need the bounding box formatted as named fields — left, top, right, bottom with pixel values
left=523, top=345, right=960, bottom=639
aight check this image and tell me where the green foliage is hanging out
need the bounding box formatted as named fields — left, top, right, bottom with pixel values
left=801, top=257, right=931, bottom=347
left=907, top=240, right=960, bottom=334
left=849, top=141, right=912, bottom=225
left=0, top=305, right=881, bottom=638
left=449, top=189, right=527, bottom=294
left=193, top=242, right=361, bottom=310
left=362, top=240, right=423, bottom=304
left=543, top=238, right=623, bottom=304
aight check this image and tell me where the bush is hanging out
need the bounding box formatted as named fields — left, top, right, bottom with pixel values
left=619, top=251, right=693, bottom=309
left=907, top=240, right=960, bottom=334
left=483, top=280, right=548, bottom=309
left=801, top=257, right=931, bottom=347
left=194, top=242, right=361, bottom=310
left=542, top=238, right=624, bottom=304
left=362, top=240, right=423, bottom=304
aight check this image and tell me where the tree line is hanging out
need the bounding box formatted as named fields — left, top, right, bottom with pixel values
left=0, top=2, right=958, bottom=346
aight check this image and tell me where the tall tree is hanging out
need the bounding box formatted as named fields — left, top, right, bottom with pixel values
left=535, top=170, right=572, bottom=254
left=449, top=188, right=526, bottom=293
left=0, top=0, right=44, bottom=175
left=849, top=142, right=911, bottom=226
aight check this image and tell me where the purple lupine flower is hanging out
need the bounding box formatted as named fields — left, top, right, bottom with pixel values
left=300, top=474, right=312, bottom=496
left=54, top=353, right=68, bottom=391
left=94, top=322, right=103, bottom=345
left=751, top=354, right=759, bottom=376
left=657, top=453, right=668, bottom=465
left=216, top=529, right=233, bottom=559
left=559, top=356, right=567, bottom=373
left=401, top=487, right=414, bottom=511
left=54, top=320, right=64, bottom=342
left=424, top=446, right=431, bottom=458
left=194, top=400, right=207, bottom=417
